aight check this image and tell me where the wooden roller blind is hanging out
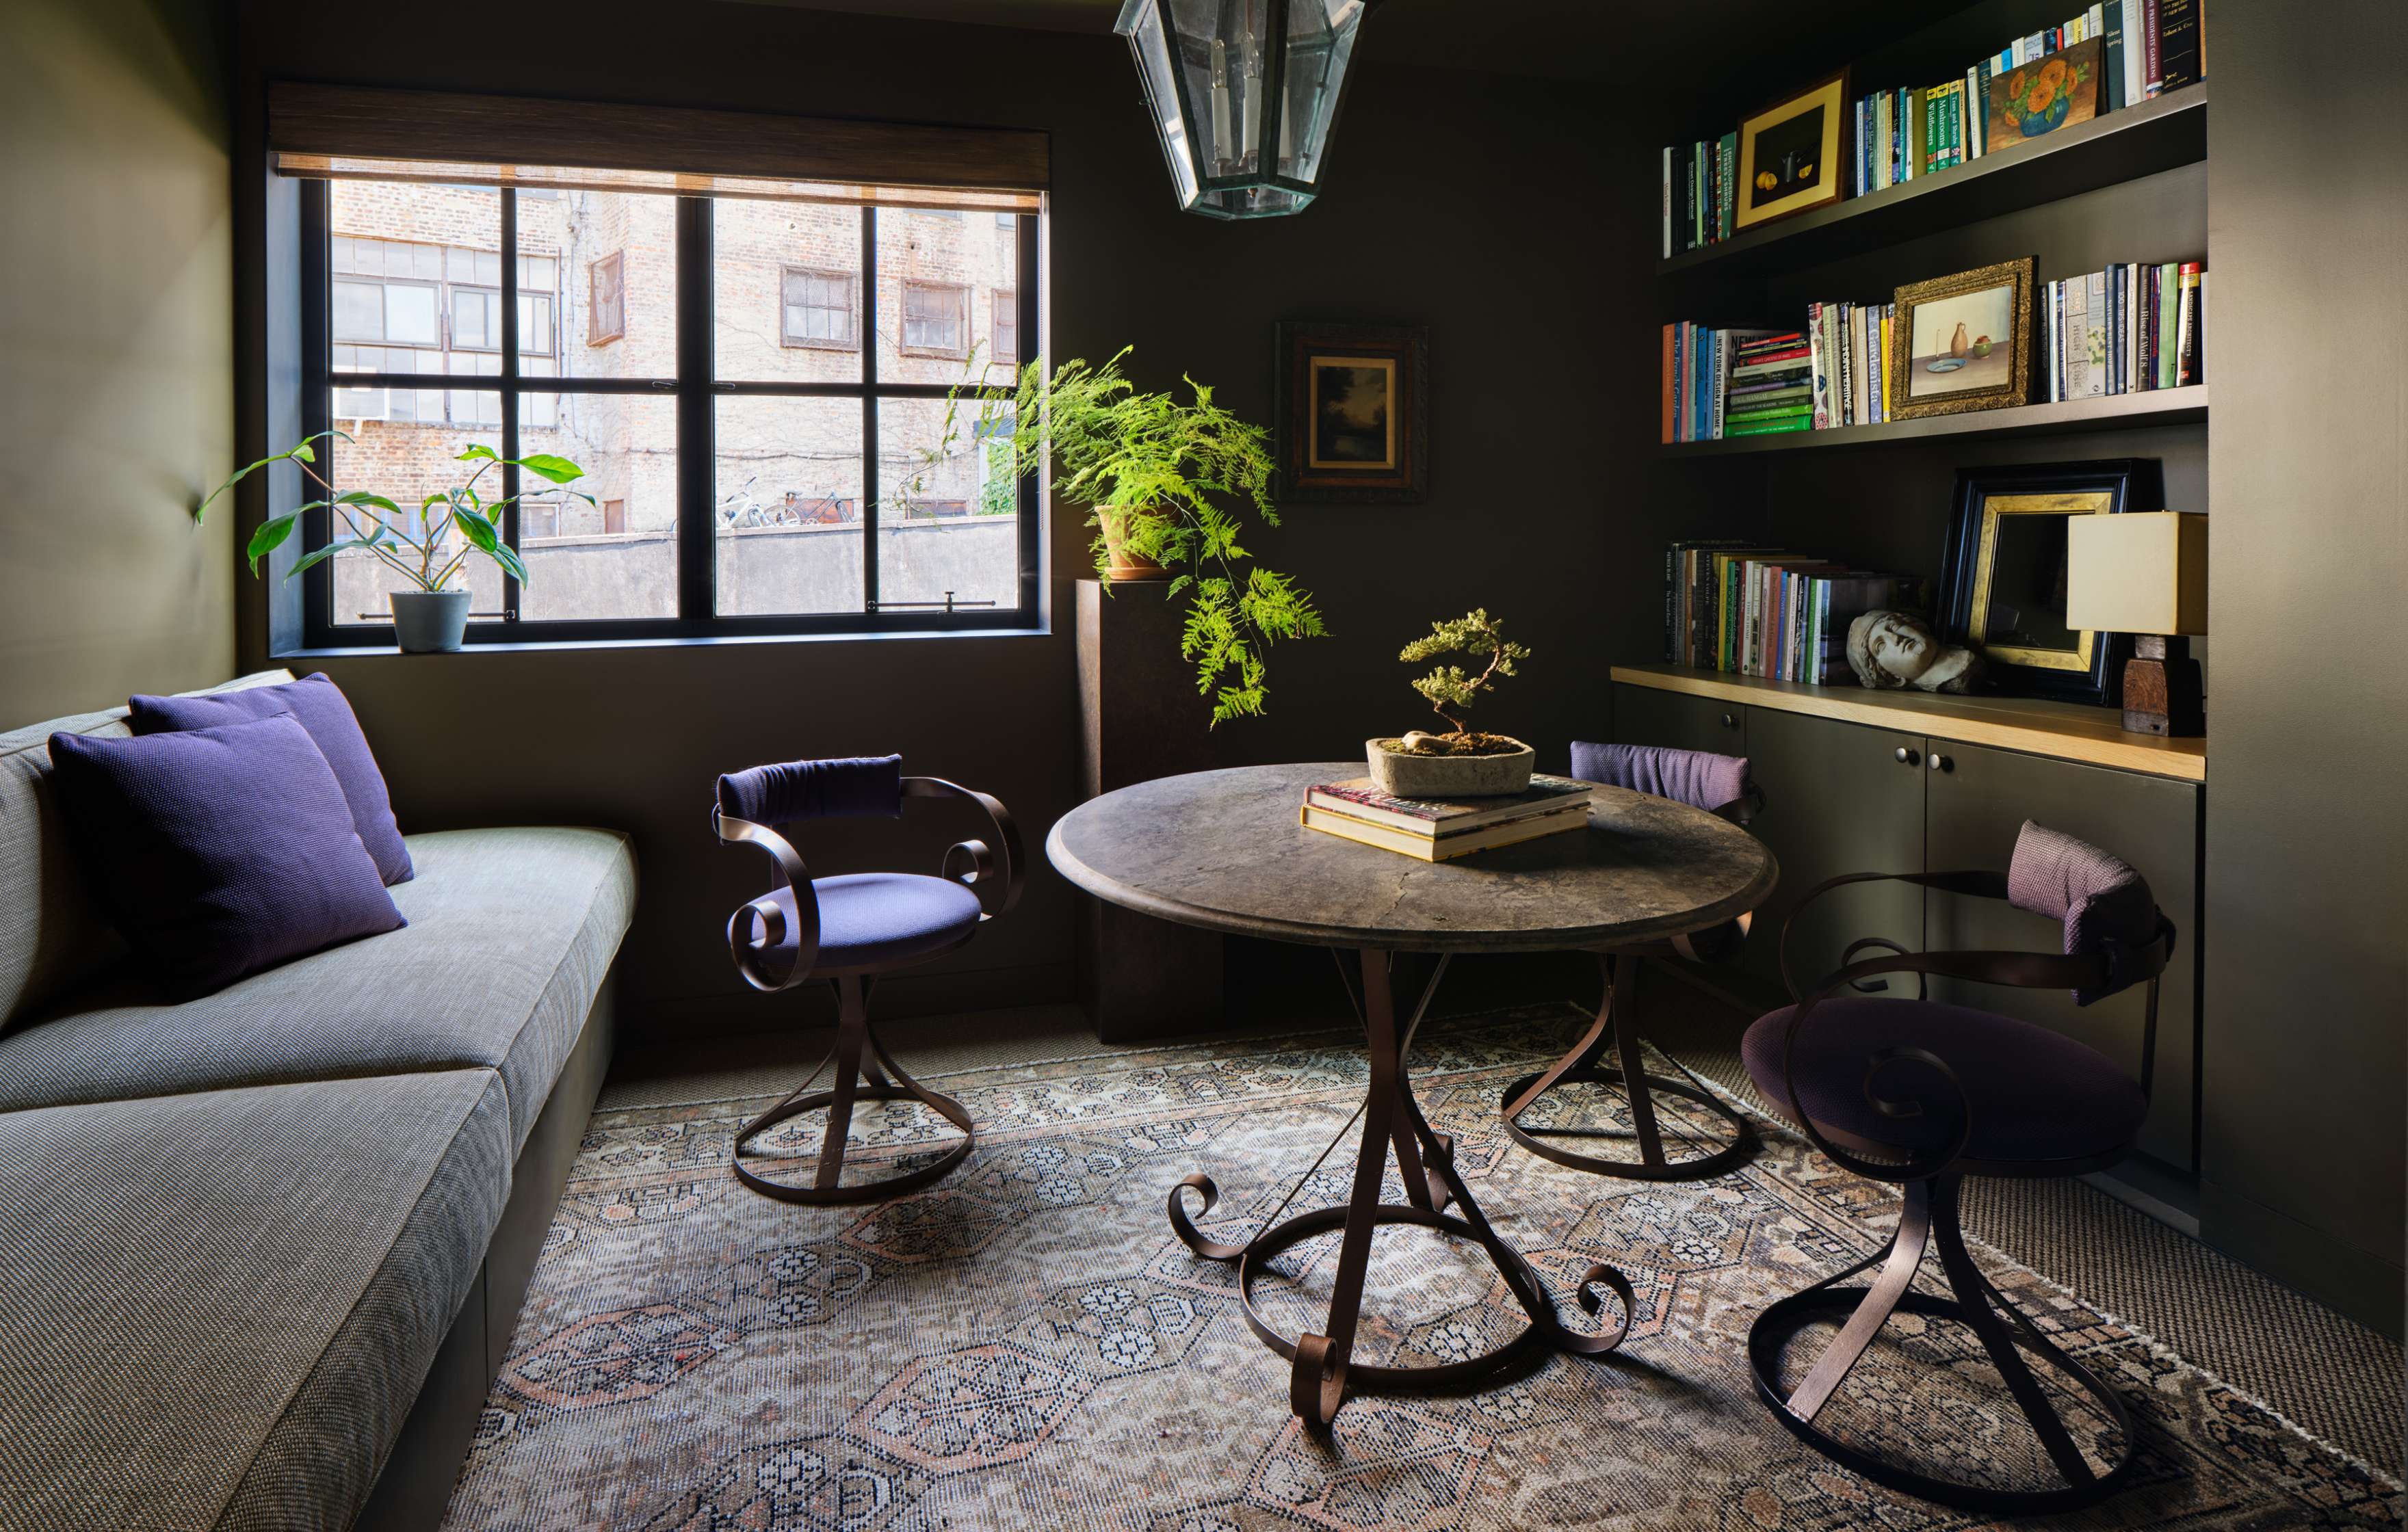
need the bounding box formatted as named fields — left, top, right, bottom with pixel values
left=267, top=81, right=1049, bottom=209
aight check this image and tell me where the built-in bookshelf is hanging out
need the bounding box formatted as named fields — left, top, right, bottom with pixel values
left=1658, top=83, right=2205, bottom=280
left=1662, top=382, right=2206, bottom=457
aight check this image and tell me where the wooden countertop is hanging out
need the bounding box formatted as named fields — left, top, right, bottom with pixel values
left=1612, top=665, right=2207, bottom=782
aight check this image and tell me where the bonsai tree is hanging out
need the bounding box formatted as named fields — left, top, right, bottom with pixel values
left=195, top=430, right=591, bottom=590
left=1396, top=609, right=1531, bottom=754
left=934, top=347, right=1326, bottom=727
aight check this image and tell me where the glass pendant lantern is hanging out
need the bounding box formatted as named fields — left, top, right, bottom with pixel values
left=1114, top=0, right=1371, bottom=220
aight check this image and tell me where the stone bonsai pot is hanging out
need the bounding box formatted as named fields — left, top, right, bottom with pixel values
left=1367, top=731, right=1536, bottom=797
left=1369, top=609, right=1539, bottom=797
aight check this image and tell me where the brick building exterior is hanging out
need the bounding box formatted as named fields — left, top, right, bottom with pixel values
left=327, top=181, right=1021, bottom=624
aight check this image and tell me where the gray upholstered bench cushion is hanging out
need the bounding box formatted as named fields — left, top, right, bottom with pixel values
left=0, top=826, right=634, bottom=1154
left=0, top=1068, right=510, bottom=1532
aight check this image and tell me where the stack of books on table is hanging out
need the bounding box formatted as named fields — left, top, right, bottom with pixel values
left=1300, top=776, right=1592, bottom=862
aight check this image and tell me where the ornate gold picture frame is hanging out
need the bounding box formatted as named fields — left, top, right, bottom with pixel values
left=1889, top=257, right=2036, bottom=419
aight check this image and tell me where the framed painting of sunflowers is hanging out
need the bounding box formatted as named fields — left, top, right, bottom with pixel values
left=1734, top=70, right=1850, bottom=231
left=1986, top=38, right=2104, bottom=150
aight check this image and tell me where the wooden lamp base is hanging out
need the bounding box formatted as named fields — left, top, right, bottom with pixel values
left=2121, top=635, right=2204, bottom=737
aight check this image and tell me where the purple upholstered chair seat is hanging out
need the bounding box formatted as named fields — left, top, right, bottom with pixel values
left=759, top=873, right=983, bottom=970
left=1742, top=998, right=2147, bottom=1169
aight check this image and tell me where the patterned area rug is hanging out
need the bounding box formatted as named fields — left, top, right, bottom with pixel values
left=443, top=1005, right=2401, bottom=1531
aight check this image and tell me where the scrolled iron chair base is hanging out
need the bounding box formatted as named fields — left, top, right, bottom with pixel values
left=1500, top=952, right=1760, bottom=1183
left=1747, top=1172, right=2137, bottom=1515
left=729, top=976, right=978, bottom=1205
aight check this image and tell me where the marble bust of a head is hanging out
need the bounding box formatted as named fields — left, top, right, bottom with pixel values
left=1846, top=609, right=1982, bottom=694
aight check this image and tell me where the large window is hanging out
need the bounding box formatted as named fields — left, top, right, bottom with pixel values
left=298, top=176, right=1040, bottom=645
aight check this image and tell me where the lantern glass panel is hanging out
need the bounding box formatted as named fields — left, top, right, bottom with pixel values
left=1283, top=0, right=1363, bottom=187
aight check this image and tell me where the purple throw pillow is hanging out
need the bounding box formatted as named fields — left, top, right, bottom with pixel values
left=130, top=672, right=412, bottom=884
left=45, top=712, right=406, bottom=1001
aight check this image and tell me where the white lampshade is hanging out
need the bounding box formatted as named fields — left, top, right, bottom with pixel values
left=2065, top=511, right=2209, bottom=637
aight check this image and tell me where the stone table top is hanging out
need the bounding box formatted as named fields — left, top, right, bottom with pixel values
left=1046, top=763, right=1779, bottom=953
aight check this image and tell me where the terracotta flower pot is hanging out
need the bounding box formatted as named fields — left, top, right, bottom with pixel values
left=1096, top=505, right=1168, bottom=581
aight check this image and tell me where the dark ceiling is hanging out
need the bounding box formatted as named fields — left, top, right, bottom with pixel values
left=729, top=0, right=1970, bottom=84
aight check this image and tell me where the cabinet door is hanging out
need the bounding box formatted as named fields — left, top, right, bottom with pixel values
left=1741, top=708, right=1928, bottom=997
left=1612, top=683, right=1747, bottom=757
left=1923, top=743, right=2201, bottom=1172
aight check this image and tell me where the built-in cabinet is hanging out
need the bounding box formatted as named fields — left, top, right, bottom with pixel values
left=1616, top=672, right=2203, bottom=1183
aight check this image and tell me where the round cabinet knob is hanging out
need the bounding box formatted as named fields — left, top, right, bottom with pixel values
left=1895, top=746, right=1922, bottom=767
left=1928, top=753, right=1954, bottom=773
left=1720, top=713, right=1739, bottom=730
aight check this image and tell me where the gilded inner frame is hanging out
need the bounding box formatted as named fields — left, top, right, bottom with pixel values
left=1967, top=490, right=2115, bottom=672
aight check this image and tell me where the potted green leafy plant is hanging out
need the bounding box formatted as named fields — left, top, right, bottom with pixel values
left=977, top=347, right=1326, bottom=726
left=1370, top=609, right=1536, bottom=797
left=196, top=432, right=592, bottom=652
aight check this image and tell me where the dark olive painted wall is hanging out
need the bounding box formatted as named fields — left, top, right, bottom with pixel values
left=2201, top=0, right=2407, bottom=1332
left=227, top=0, right=1655, bottom=1038
left=0, top=0, right=233, bottom=725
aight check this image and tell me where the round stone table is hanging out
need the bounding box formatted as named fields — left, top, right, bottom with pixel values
left=1047, top=763, right=1779, bottom=1424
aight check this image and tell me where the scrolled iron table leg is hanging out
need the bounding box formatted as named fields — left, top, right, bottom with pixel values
left=1166, top=947, right=1634, bottom=1425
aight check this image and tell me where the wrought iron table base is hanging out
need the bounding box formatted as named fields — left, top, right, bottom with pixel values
left=1748, top=1173, right=2137, bottom=1514
left=1168, top=950, right=1634, bottom=1426
left=731, top=972, right=977, bottom=1205
left=1500, top=953, right=1759, bottom=1183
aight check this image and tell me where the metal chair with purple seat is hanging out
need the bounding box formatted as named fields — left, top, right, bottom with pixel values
left=1742, top=820, right=2175, bottom=1514
left=713, top=754, right=1022, bottom=1204
left=1499, top=740, right=1767, bottom=1182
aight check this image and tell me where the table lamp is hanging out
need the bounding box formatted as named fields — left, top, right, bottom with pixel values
left=2065, top=510, right=2208, bottom=737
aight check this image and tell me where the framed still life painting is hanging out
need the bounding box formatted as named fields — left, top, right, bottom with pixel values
left=1938, top=458, right=2161, bottom=705
left=1889, top=257, right=2037, bottom=419
left=1276, top=321, right=1428, bottom=502
left=1733, top=70, right=1850, bottom=231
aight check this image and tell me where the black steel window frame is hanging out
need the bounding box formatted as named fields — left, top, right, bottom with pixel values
left=296, top=179, right=1042, bottom=647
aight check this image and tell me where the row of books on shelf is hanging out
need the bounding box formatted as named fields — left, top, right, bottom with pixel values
left=1660, top=303, right=1901, bottom=443
left=1662, top=540, right=1926, bottom=685
left=2043, top=261, right=2205, bottom=400
left=1660, top=0, right=2202, bottom=256
left=1298, top=776, right=1592, bottom=863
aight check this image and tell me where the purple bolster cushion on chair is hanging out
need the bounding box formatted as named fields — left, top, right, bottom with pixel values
left=718, top=754, right=903, bottom=824
left=45, top=712, right=406, bottom=1001
left=1571, top=740, right=1749, bottom=815
left=2006, top=819, right=2164, bottom=1005
left=129, top=672, right=413, bottom=886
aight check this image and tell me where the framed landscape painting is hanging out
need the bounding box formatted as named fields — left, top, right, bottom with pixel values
left=1276, top=321, right=1428, bottom=502
left=1890, top=257, right=2036, bottom=419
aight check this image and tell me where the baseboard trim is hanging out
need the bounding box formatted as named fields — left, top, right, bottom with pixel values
left=2199, top=1178, right=2405, bottom=1341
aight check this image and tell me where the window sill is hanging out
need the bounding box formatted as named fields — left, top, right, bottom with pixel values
left=271, top=622, right=1052, bottom=659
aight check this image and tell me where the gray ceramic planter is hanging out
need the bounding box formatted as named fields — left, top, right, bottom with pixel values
left=1365, top=737, right=1536, bottom=798
left=391, top=590, right=471, bottom=653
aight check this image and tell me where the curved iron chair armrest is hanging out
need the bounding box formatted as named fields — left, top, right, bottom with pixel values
left=1777, top=869, right=2012, bottom=1002
left=903, top=776, right=1024, bottom=921
left=713, top=806, right=820, bottom=992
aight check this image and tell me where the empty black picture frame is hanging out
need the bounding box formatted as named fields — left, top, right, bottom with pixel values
left=1939, top=458, right=2161, bottom=706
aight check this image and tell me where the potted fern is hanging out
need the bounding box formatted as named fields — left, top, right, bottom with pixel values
left=196, top=432, right=591, bottom=652
left=986, top=348, right=1326, bottom=726
left=1370, top=609, right=1536, bottom=796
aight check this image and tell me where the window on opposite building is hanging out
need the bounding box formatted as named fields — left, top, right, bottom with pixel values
left=780, top=267, right=856, bottom=349
left=899, top=280, right=969, bottom=359
left=588, top=250, right=625, bottom=345
left=991, top=289, right=1018, bottom=365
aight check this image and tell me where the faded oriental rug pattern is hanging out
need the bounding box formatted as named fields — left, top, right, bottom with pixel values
left=442, top=1006, right=2400, bottom=1531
